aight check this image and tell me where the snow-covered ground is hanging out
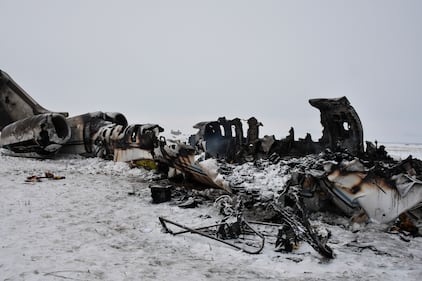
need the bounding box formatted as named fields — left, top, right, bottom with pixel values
left=383, top=142, right=422, bottom=160
left=1, top=145, right=422, bottom=281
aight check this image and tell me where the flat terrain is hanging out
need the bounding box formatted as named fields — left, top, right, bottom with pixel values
left=1, top=147, right=422, bottom=281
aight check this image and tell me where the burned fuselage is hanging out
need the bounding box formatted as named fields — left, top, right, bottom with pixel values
left=0, top=113, right=71, bottom=156
left=310, top=97, right=364, bottom=154
left=61, top=111, right=128, bottom=157
left=188, top=117, right=260, bottom=162
left=1, top=68, right=421, bottom=229
left=0, top=69, right=68, bottom=131
left=0, top=69, right=162, bottom=162
left=188, top=96, right=364, bottom=163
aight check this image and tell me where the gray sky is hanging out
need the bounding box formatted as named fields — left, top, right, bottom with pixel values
left=1, top=0, right=421, bottom=143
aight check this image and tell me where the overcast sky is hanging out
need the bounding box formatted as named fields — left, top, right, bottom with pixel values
left=1, top=0, right=421, bottom=143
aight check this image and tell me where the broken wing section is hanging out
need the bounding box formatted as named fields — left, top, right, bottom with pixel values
left=0, top=69, right=68, bottom=130
left=0, top=113, right=71, bottom=156
left=309, top=97, right=364, bottom=155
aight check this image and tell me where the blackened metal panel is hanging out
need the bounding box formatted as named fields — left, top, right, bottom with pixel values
left=0, top=113, right=71, bottom=156
left=62, top=112, right=128, bottom=156
left=0, top=70, right=68, bottom=130
left=309, top=97, right=364, bottom=155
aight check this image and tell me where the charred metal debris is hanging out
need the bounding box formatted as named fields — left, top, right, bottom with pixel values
left=188, top=97, right=364, bottom=162
left=1, top=69, right=422, bottom=257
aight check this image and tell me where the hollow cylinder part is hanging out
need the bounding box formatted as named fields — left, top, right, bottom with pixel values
left=0, top=113, right=71, bottom=155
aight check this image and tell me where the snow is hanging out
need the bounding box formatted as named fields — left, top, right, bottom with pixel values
left=1, top=146, right=422, bottom=280
left=383, top=143, right=422, bottom=160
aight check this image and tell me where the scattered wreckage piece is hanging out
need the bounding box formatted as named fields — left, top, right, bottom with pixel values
left=320, top=157, right=422, bottom=224
left=364, top=140, right=394, bottom=162
left=213, top=192, right=334, bottom=258
left=276, top=151, right=422, bottom=228
left=268, top=203, right=334, bottom=259
left=0, top=69, right=68, bottom=131
left=26, top=172, right=66, bottom=182
left=157, top=140, right=232, bottom=193
left=150, top=185, right=172, bottom=203
left=158, top=216, right=265, bottom=254
left=388, top=212, right=420, bottom=240
left=0, top=113, right=71, bottom=156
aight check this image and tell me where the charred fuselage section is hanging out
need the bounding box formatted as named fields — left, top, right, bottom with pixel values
left=0, top=69, right=162, bottom=161
left=0, top=113, right=71, bottom=156
left=188, top=117, right=262, bottom=162
left=188, top=96, right=364, bottom=163
left=1, top=68, right=422, bottom=235
left=0, top=69, right=68, bottom=131
left=310, top=97, right=364, bottom=155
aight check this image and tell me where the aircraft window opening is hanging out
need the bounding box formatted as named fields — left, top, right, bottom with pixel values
left=343, top=121, right=350, bottom=131
left=231, top=125, right=237, bottom=137
left=220, top=125, right=225, bottom=137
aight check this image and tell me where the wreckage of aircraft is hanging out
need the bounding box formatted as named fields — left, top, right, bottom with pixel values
left=1, top=69, right=421, bottom=256
left=188, top=96, right=364, bottom=162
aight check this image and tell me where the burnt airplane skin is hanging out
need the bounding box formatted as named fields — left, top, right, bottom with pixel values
left=1, top=68, right=421, bottom=232
left=0, top=70, right=161, bottom=162
left=320, top=158, right=422, bottom=223
left=0, top=113, right=70, bottom=156
left=62, top=111, right=128, bottom=157
left=188, top=97, right=364, bottom=163
left=0, top=69, right=68, bottom=131
left=309, top=97, right=364, bottom=155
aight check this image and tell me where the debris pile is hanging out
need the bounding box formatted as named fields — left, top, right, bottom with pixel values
left=1, top=68, right=421, bottom=259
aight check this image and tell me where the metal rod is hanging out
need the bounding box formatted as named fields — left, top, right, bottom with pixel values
left=158, top=217, right=265, bottom=254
